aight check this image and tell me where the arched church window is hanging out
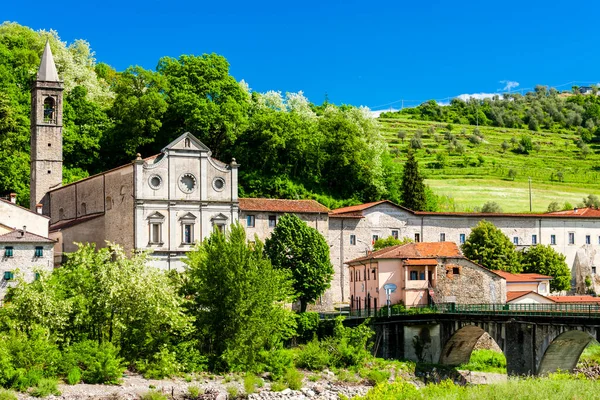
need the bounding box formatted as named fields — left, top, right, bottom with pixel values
left=184, top=138, right=191, bottom=148
left=43, top=97, right=56, bottom=123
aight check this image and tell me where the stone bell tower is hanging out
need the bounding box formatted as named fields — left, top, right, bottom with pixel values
left=30, top=40, right=63, bottom=212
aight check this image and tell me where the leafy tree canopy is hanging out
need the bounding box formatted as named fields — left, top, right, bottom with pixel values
left=265, top=214, right=334, bottom=312
left=184, top=223, right=296, bottom=371
left=520, top=244, right=571, bottom=292
left=462, top=220, right=521, bottom=272
left=373, top=236, right=413, bottom=251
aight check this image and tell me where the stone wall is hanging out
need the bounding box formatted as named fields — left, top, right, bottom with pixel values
left=0, top=242, right=54, bottom=298
left=435, top=257, right=506, bottom=304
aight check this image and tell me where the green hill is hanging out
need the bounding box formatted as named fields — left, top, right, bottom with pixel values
left=378, top=117, right=600, bottom=213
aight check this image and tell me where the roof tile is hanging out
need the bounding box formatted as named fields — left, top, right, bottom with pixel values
left=0, top=229, right=54, bottom=243
left=492, top=271, right=553, bottom=282
left=238, top=198, right=329, bottom=214
left=347, top=242, right=461, bottom=264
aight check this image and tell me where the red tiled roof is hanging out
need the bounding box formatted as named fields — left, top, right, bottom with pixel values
left=492, top=271, right=553, bottom=282
left=347, top=242, right=461, bottom=264
left=238, top=198, right=329, bottom=214
left=0, top=229, right=54, bottom=243
left=404, top=258, right=438, bottom=266
left=545, top=207, right=600, bottom=218
left=49, top=213, right=104, bottom=232
left=548, top=296, right=600, bottom=303
left=507, top=291, right=538, bottom=302
left=329, top=200, right=600, bottom=219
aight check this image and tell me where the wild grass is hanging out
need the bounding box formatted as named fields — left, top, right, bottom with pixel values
left=458, top=349, right=506, bottom=374
left=380, top=117, right=600, bottom=212
left=357, top=373, right=600, bottom=399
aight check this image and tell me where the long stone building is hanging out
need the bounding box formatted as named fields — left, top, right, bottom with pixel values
left=19, top=42, right=600, bottom=310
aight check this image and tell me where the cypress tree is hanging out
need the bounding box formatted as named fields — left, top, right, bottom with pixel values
left=401, top=151, right=426, bottom=211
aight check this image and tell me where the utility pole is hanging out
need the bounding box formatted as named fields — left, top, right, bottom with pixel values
left=529, top=177, right=532, bottom=212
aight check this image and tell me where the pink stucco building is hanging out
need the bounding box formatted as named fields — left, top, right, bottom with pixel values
left=346, top=242, right=506, bottom=310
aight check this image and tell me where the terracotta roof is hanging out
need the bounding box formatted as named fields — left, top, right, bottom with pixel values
left=506, top=291, right=549, bottom=302
left=548, top=296, right=600, bottom=303
left=347, top=242, right=461, bottom=264
left=238, top=198, right=329, bottom=214
left=0, top=198, right=50, bottom=219
left=0, top=229, right=54, bottom=243
left=49, top=213, right=104, bottom=232
left=492, top=271, right=553, bottom=282
left=545, top=207, right=600, bottom=218
left=329, top=199, right=600, bottom=219
left=404, top=258, right=438, bottom=266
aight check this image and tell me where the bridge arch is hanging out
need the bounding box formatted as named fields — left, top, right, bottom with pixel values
left=440, top=325, right=491, bottom=365
left=537, top=330, right=594, bottom=375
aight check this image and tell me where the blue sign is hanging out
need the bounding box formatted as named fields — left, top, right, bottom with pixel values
left=383, top=283, right=397, bottom=293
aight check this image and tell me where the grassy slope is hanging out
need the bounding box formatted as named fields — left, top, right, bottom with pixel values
left=378, top=117, right=600, bottom=213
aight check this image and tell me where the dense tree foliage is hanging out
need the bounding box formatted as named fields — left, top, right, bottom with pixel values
left=265, top=214, right=334, bottom=312
left=462, top=220, right=521, bottom=272
left=383, top=86, right=600, bottom=142
left=521, top=245, right=571, bottom=292
left=185, top=223, right=296, bottom=371
left=0, top=22, right=401, bottom=209
left=401, top=151, right=426, bottom=211
left=373, top=236, right=413, bottom=251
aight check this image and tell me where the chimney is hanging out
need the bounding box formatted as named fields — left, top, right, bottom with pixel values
left=36, top=203, right=43, bottom=214
left=22, top=226, right=26, bottom=236
left=574, top=207, right=578, bottom=213
left=9, top=193, right=16, bottom=204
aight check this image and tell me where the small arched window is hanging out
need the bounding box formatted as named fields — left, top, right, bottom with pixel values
left=81, top=202, right=87, bottom=215
left=184, top=138, right=191, bottom=148
left=43, top=97, right=56, bottom=123
left=58, top=208, right=64, bottom=220
left=106, top=196, right=112, bottom=211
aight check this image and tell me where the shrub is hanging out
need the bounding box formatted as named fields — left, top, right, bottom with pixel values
left=30, top=378, right=60, bottom=398
left=11, top=369, right=43, bottom=392
left=362, top=368, right=391, bottom=385
left=458, top=349, right=506, bottom=373
left=226, top=385, right=238, bottom=398
left=0, top=389, right=17, bottom=400
left=187, top=385, right=202, bottom=398
left=468, top=134, right=481, bottom=145
left=141, top=390, right=168, bottom=400
left=2, top=329, right=61, bottom=377
left=284, top=368, right=303, bottom=390
left=296, top=312, right=320, bottom=342
left=243, top=373, right=260, bottom=395
left=410, top=136, right=422, bottom=149
left=61, top=341, right=124, bottom=384
left=295, top=339, right=330, bottom=371
left=259, top=348, right=294, bottom=380
left=66, top=367, right=82, bottom=385
left=173, top=340, right=208, bottom=373
left=137, top=346, right=182, bottom=379
left=270, top=381, right=287, bottom=392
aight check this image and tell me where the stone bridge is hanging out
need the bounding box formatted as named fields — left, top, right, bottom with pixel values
left=345, top=313, right=600, bottom=375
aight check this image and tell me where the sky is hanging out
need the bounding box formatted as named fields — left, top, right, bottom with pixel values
left=4, top=0, right=600, bottom=110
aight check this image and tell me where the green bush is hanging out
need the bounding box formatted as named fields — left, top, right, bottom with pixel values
left=66, top=367, right=82, bottom=385
left=61, top=340, right=124, bottom=384
left=259, top=348, right=294, bottom=379
left=173, top=340, right=208, bottom=373
left=362, top=369, right=390, bottom=385
left=1, top=329, right=61, bottom=377
left=0, top=389, right=17, bottom=400
left=141, top=390, right=168, bottom=400
left=137, top=346, right=182, bottom=379
left=284, top=368, right=303, bottom=390
left=11, top=368, right=43, bottom=392
left=295, top=339, right=330, bottom=371
left=296, top=312, right=320, bottom=342
left=30, top=378, right=60, bottom=397
left=226, top=385, right=238, bottom=398
left=187, top=385, right=202, bottom=398
left=243, top=373, right=262, bottom=394
left=270, top=381, right=287, bottom=392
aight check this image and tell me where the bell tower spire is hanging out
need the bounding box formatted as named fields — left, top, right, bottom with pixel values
left=30, top=40, right=63, bottom=212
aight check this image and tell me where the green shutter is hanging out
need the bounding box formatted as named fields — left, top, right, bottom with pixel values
left=3, top=271, right=13, bottom=280
left=4, top=247, right=13, bottom=257
left=35, top=247, right=43, bottom=257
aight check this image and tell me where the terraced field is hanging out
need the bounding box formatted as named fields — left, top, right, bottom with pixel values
left=378, top=118, right=600, bottom=212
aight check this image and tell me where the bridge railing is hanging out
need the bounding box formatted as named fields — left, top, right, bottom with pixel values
left=443, top=302, right=600, bottom=317
left=320, top=302, right=600, bottom=319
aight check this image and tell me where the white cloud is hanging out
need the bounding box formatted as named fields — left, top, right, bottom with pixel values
left=500, top=80, right=519, bottom=91
left=370, top=108, right=398, bottom=117
left=455, top=93, right=498, bottom=101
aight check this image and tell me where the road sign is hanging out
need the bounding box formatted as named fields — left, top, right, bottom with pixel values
left=383, top=283, right=397, bottom=293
